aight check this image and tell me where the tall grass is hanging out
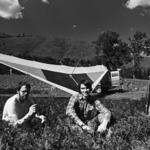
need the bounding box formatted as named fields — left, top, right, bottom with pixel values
left=0, top=95, right=150, bottom=150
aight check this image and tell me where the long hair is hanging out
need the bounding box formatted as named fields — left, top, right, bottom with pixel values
left=78, top=79, right=92, bottom=93
left=17, top=81, right=31, bottom=91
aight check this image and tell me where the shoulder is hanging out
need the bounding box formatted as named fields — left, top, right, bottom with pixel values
left=5, top=94, right=18, bottom=105
left=70, top=93, right=81, bottom=101
left=3, top=94, right=18, bottom=111
left=68, top=93, right=81, bottom=105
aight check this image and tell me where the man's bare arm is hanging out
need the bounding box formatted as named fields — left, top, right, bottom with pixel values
left=14, top=104, right=37, bottom=126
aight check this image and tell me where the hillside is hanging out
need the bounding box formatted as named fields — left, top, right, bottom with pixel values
left=0, top=35, right=96, bottom=62
left=0, top=35, right=45, bottom=56
left=1, top=34, right=150, bottom=69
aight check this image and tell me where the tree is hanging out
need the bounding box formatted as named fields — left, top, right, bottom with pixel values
left=144, top=38, right=150, bottom=55
left=94, top=31, right=131, bottom=70
left=128, top=30, right=147, bottom=78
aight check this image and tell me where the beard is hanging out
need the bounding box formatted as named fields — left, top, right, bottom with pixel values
left=19, top=94, right=28, bottom=102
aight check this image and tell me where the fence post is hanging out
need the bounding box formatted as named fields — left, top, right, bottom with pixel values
left=10, top=68, right=12, bottom=75
left=146, top=75, right=150, bottom=115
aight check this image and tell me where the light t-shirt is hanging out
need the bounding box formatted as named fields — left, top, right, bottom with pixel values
left=2, top=94, right=33, bottom=125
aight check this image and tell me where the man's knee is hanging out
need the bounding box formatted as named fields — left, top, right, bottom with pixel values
left=107, top=114, right=116, bottom=128
left=97, top=113, right=111, bottom=129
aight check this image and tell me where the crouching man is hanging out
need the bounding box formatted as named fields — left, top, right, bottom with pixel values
left=66, top=80, right=111, bottom=134
left=2, top=82, right=46, bottom=127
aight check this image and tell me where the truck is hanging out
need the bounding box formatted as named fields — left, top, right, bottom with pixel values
left=94, top=69, right=122, bottom=93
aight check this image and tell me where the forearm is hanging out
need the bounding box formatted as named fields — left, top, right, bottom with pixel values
left=99, top=119, right=108, bottom=127
left=67, top=109, right=85, bottom=126
left=104, top=109, right=111, bottom=122
left=15, top=113, right=33, bottom=125
left=35, top=114, right=44, bottom=119
left=67, top=95, right=85, bottom=126
left=73, top=115, right=85, bottom=126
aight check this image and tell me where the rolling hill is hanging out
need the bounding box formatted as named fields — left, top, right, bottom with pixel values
left=0, top=35, right=96, bottom=62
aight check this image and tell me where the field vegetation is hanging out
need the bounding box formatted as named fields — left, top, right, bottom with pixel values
left=0, top=95, right=149, bottom=150
left=0, top=75, right=150, bottom=149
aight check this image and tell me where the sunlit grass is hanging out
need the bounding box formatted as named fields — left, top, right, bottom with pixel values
left=0, top=95, right=150, bottom=150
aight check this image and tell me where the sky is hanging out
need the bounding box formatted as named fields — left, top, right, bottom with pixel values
left=0, top=0, right=150, bottom=42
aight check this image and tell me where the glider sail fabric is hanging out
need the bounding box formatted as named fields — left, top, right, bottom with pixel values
left=0, top=53, right=108, bottom=95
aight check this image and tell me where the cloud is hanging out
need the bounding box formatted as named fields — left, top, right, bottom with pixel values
left=0, top=0, right=24, bottom=19
left=125, top=0, right=150, bottom=9
left=41, top=0, right=49, bottom=4
left=72, top=24, right=77, bottom=28
left=0, top=0, right=50, bottom=19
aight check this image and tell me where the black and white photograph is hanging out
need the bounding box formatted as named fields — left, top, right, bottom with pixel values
left=0, top=0, right=150, bottom=149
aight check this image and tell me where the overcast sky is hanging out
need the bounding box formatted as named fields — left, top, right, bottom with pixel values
left=0, top=0, right=150, bottom=42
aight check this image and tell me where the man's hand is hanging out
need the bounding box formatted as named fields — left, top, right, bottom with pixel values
left=39, top=115, right=46, bottom=123
left=28, top=104, right=37, bottom=116
left=15, top=105, right=37, bottom=126
left=35, top=114, right=46, bottom=123
left=82, top=125, right=94, bottom=133
left=97, top=124, right=107, bottom=133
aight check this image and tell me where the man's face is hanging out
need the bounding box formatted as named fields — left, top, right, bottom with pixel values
left=80, top=84, right=90, bottom=97
left=18, top=85, right=30, bottom=102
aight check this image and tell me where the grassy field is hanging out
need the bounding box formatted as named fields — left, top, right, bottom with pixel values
left=0, top=95, right=149, bottom=150
left=0, top=74, right=70, bottom=97
left=0, top=75, right=150, bottom=149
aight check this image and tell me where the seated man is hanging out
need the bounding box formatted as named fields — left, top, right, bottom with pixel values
left=66, top=80, right=111, bottom=134
left=2, top=81, right=46, bottom=127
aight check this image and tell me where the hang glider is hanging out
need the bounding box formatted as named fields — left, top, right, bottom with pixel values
left=0, top=53, right=108, bottom=95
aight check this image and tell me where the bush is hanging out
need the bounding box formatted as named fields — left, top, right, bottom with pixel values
left=0, top=96, right=150, bottom=150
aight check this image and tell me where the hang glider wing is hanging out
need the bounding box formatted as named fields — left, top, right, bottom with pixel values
left=0, top=53, right=108, bottom=95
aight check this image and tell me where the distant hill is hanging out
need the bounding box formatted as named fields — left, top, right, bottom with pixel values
left=0, top=32, right=13, bottom=38
left=0, top=35, right=45, bottom=56
left=0, top=35, right=96, bottom=63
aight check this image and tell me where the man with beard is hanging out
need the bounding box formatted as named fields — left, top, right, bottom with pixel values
left=66, top=80, right=111, bottom=134
left=2, top=82, right=46, bottom=127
